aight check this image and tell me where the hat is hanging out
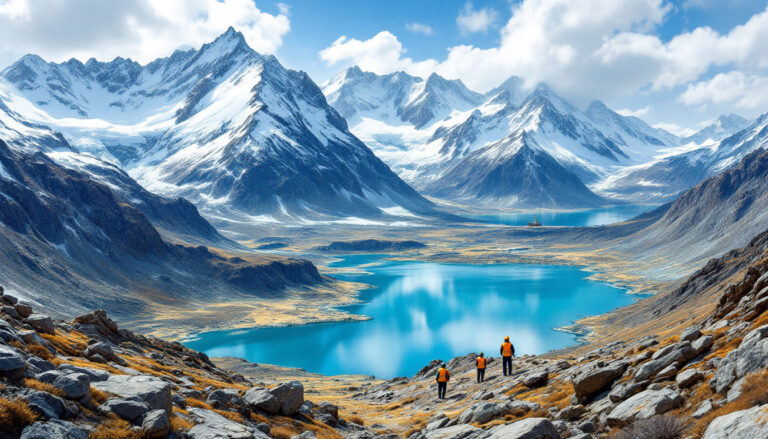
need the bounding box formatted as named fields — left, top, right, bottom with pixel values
left=504, top=336, right=510, bottom=341
left=442, top=363, right=447, bottom=367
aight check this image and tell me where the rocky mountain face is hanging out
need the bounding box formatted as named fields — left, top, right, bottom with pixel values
left=425, top=131, right=607, bottom=208
left=683, top=113, right=751, bottom=145
left=620, top=147, right=768, bottom=275
left=0, top=138, right=322, bottom=321
left=323, top=68, right=689, bottom=208
left=0, top=28, right=434, bottom=222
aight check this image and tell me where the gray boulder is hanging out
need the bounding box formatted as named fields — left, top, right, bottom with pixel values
left=680, top=326, right=702, bottom=342
left=557, top=405, right=586, bottom=421
left=701, top=403, right=768, bottom=438
left=458, top=401, right=507, bottom=424
left=83, top=342, right=119, bottom=363
left=486, top=417, right=561, bottom=438
left=608, top=381, right=644, bottom=403
left=633, top=341, right=697, bottom=381
left=606, top=389, right=683, bottom=426
left=423, top=424, right=483, bottom=439
left=0, top=344, right=27, bottom=379
left=25, top=314, right=55, bottom=335
left=710, top=325, right=768, bottom=393
left=141, top=409, right=170, bottom=438
left=187, top=407, right=268, bottom=439
left=692, top=400, right=714, bottom=419
left=676, top=369, right=702, bottom=388
left=244, top=387, right=280, bottom=414
left=57, top=364, right=110, bottom=382
left=20, top=420, right=88, bottom=439
left=14, top=302, right=33, bottom=318
left=91, top=374, right=172, bottom=415
left=36, top=371, right=90, bottom=400
left=2, top=305, right=20, bottom=319
left=269, top=381, right=304, bottom=416
left=99, top=398, right=151, bottom=422
left=523, top=371, right=549, bottom=388
left=17, top=388, right=66, bottom=420
left=572, top=361, right=628, bottom=401
left=692, top=335, right=714, bottom=353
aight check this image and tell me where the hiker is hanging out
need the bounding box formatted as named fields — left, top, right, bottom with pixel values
left=476, top=352, right=487, bottom=383
left=500, top=336, right=515, bottom=376
left=436, top=363, right=450, bottom=399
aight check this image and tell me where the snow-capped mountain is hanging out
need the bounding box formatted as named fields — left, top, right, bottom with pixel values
left=0, top=28, right=434, bottom=222
left=425, top=131, right=606, bottom=208
left=682, top=113, right=750, bottom=145
left=323, top=68, right=685, bottom=207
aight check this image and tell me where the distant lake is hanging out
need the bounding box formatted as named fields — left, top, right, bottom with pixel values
left=468, top=204, right=659, bottom=227
left=185, top=255, right=641, bottom=378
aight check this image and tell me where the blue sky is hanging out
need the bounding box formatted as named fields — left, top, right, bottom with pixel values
left=1, top=0, right=767, bottom=132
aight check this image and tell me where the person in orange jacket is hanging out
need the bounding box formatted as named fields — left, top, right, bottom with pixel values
left=435, top=363, right=450, bottom=399
left=500, top=336, right=515, bottom=376
left=476, top=352, right=487, bottom=383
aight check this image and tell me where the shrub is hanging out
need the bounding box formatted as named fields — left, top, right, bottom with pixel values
left=0, top=397, right=37, bottom=435
left=612, top=415, right=689, bottom=439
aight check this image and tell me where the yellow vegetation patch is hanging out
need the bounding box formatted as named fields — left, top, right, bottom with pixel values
left=89, top=417, right=140, bottom=439
left=22, top=378, right=65, bottom=397
left=170, top=414, right=194, bottom=431
left=0, top=397, right=37, bottom=436
left=185, top=398, right=214, bottom=410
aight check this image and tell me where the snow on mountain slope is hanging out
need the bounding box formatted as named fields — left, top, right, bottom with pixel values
left=0, top=28, right=434, bottom=221
left=682, top=113, right=750, bottom=145
left=425, top=130, right=606, bottom=208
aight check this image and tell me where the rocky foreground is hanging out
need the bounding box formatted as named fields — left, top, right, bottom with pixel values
left=2, top=239, right=768, bottom=439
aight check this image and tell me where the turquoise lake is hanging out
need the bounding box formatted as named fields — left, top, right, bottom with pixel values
left=185, top=255, right=640, bottom=378
left=469, top=204, right=658, bottom=227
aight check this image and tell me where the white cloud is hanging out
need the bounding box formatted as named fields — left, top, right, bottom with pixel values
left=277, top=2, right=290, bottom=16
left=318, top=0, right=768, bottom=117
left=456, top=2, right=498, bottom=34
left=405, top=22, right=434, bottom=36
left=653, top=122, right=696, bottom=137
left=0, top=0, right=290, bottom=67
left=679, top=71, right=768, bottom=110
left=616, top=106, right=651, bottom=117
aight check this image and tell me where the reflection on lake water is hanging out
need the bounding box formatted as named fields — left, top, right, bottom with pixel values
left=185, top=255, right=640, bottom=378
left=468, top=204, right=659, bottom=227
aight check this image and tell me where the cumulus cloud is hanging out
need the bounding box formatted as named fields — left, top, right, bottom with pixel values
left=318, top=0, right=768, bottom=112
left=679, top=71, right=768, bottom=110
left=405, top=22, right=434, bottom=36
left=456, top=2, right=498, bottom=34
left=0, top=0, right=290, bottom=66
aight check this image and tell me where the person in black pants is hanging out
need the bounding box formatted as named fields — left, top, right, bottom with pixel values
left=500, top=336, right=515, bottom=376
left=476, top=352, right=487, bottom=383
left=435, top=363, right=450, bottom=399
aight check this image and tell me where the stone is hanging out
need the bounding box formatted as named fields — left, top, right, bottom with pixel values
left=57, top=364, right=110, bottom=382
left=17, top=388, right=66, bottom=420
left=36, top=371, right=90, bottom=400
left=14, top=301, right=33, bottom=318
left=692, top=400, right=713, bottom=419
left=2, top=294, right=18, bottom=305
left=91, top=374, right=172, bottom=415
left=710, top=325, right=768, bottom=394
left=73, top=309, right=118, bottom=334
left=633, top=342, right=697, bottom=381
left=654, top=364, right=678, bottom=382
left=676, top=369, right=702, bottom=388
left=2, top=305, right=21, bottom=319
left=557, top=405, right=586, bottom=421
left=0, top=344, right=27, bottom=379
left=425, top=414, right=450, bottom=431
left=187, top=408, right=268, bottom=439
left=20, top=420, right=88, bottom=439
left=99, top=398, right=151, bottom=422
left=83, top=342, right=119, bottom=363
left=701, top=404, right=768, bottom=439
left=297, top=432, right=316, bottom=439
left=680, top=326, right=702, bottom=342
left=578, top=421, right=596, bottom=433
left=458, top=401, right=507, bottom=424
left=572, top=361, right=628, bottom=401
left=423, top=424, right=483, bottom=439
left=608, top=381, right=644, bottom=403
left=523, top=371, right=549, bottom=388
left=315, top=401, right=338, bottom=422
left=692, top=335, right=714, bottom=353
left=25, top=314, right=55, bottom=335
left=606, top=389, right=683, bottom=426
left=244, top=387, right=280, bottom=414
left=268, top=381, right=304, bottom=416
left=141, top=409, right=170, bottom=438
left=206, top=388, right=247, bottom=412
left=486, top=417, right=561, bottom=438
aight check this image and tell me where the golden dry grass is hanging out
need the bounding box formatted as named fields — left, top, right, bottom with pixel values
left=170, top=415, right=194, bottom=431
left=185, top=398, right=214, bottom=410
left=22, top=378, right=65, bottom=397
left=89, top=418, right=140, bottom=439
left=0, top=398, right=37, bottom=436
left=28, top=344, right=53, bottom=360
left=90, top=387, right=109, bottom=405
left=689, top=370, right=768, bottom=438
